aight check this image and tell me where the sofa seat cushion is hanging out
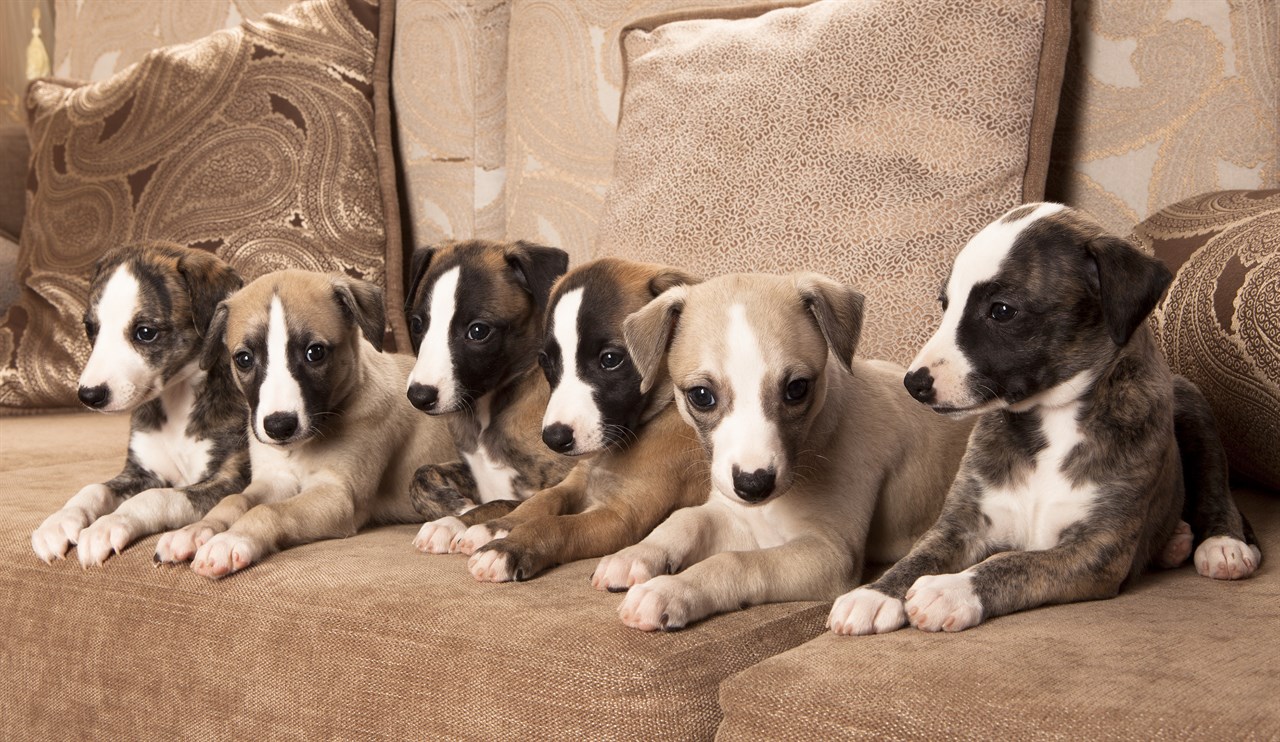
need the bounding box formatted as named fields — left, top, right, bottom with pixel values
left=716, top=489, right=1280, bottom=740
left=0, top=413, right=824, bottom=740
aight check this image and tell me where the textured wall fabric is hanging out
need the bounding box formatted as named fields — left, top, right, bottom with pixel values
left=1047, top=0, right=1279, bottom=237
left=1133, top=190, right=1280, bottom=489
left=1, top=0, right=396, bottom=411
left=0, top=412, right=828, bottom=740
left=594, top=0, right=1070, bottom=366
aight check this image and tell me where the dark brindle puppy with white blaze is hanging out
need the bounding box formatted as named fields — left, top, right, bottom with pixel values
left=829, top=203, right=1261, bottom=636
left=31, top=243, right=248, bottom=566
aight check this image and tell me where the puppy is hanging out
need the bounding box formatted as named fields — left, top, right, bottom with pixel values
left=829, top=203, right=1261, bottom=636
left=159, top=270, right=455, bottom=577
left=403, top=240, right=575, bottom=552
left=445, top=258, right=708, bottom=583
left=30, top=242, right=247, bottom=567
left=600, top=273, right=974, bottom=631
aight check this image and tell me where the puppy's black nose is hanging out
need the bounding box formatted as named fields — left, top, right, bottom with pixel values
left=78, top=385, right=109, bottom=409
left=542, top=423, right=575, bottom=453
left=904, top=368, right=936, bottom=404
left=263, top=412, right=299, bottom=441
left=407, top=383, right=439, bottom=411
left=732, top=466, right=776, bottom=503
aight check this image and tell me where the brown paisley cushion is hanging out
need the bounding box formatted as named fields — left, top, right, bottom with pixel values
left=0, top=0, right=405, bottom=412
left=594, top=0, right=1070, bottom=366
left=1133, top=190, right=1280, bottom=490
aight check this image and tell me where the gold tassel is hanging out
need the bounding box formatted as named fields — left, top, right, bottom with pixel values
left=26, top=5, right=51, bottom=81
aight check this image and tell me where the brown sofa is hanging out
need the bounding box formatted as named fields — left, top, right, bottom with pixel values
left=3, top=0, right=1278, bottom=739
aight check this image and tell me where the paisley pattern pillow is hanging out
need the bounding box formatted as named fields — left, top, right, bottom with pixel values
left=0, top=0, right=403, bottom=412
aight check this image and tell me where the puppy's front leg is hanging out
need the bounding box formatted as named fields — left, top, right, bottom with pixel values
left=618, top=535, right=848, bottom=631
left=409, top=461, right=483, bottom=553
left=454, top=466, right=590, bottom=555
left=592, top=501, right=737, bottom=592
left=155, top=477, right=275, bottom=563
left=191, top=480, right=353, bottom=579
left=31, top=462, right=158, bottom=563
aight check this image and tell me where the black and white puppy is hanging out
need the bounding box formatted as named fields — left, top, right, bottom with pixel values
left=30, top=242, right=248, bottom=567
left=830, top=203, right=1261, bottom=636
left=404, top=239, right=575, bottom=551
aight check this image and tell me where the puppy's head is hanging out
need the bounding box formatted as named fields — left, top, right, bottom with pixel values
left=904, top=203, right=1173, bottom=415
left=205, top=270, right=386, bottom=446
left=538, top=259, right=700, bottom=456
left=624, top=273, right=863, bottom=505
left=404, top=240, right=568, bottom=415
left=78, top=242, right=242, bottom=412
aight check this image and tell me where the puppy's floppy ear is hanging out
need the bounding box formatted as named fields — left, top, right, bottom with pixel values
left=406, top=245, right=435, bottom=309
left=199, top=302, right=230, bottom=371
left=333, top=276, right=387, bottom=352
left=505, top=241, right=569, bottom=315
left=1086, top=234, right=1172, bottom=346
left=178, top=250, right=243, bottom=339
left=623, top=286, right=687, bottom=395
left=795, top=273, right=864, bottom=373
left=648, top=268, right=701, bottom=297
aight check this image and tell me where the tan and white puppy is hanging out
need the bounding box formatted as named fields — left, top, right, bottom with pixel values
left=830, top=204, right=1260, bottom=636
left=601, top=273, right=973, bottom=631
left=31, top=243, right=247, bottom=567
left=403, top=240, right=575, bottom=552
left=158, top=270, right=455, bottom=578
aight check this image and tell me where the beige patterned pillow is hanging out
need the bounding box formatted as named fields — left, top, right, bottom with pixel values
left=1133, top=190, right=1280, bottom=490
left=0, top=0, right=404, bottom=412
left=594, top=0, right=1070, bottom=366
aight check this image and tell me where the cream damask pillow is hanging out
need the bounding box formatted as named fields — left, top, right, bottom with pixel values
left=595, top=0, right=1071, bottom=366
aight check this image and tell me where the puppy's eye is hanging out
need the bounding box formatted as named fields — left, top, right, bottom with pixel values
left=784, top=378, right=810, bottom=403
left=538, top=351, right=552, bottom=370
left=600, top=351, right=626, bottom=370
left=989, top=302, right=1018, bottom=322
left=466, top=322, right=491, bottom=342
left=234, top=350, right=254, bottom=370
left=938, top=295, right=949, bottom=311
left=83, top=319, right=98, bottom=341
left=409, top=315, right=424, bottom=336
left=133, top=325, right=158, bottom=343
left=305, top=343, right=326, bottom=363
left=687, top=386, right=716, bottom=410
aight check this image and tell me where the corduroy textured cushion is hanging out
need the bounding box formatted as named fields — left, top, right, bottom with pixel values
left=717, top=488, right=1280, bottom=740
left=594, top=0, right=1070, bottom=366
left=1132, top=190, right=1280, bottom=490
left=0, top=412, right=826, bottom=740
left=0, top=0, right=406, bottom=413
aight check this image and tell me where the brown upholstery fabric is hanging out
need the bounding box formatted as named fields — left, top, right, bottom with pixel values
left=594, top=0, right=1071, bottom=366
left=717, top=488, right=1280, bottom=740
left=1133, top=190, right=1280, bottom=490
left=0, top=123, right=28, bottom=241
left=0, top=413, right=826, bottom=740
left=0, top=0, right=404, bottom=412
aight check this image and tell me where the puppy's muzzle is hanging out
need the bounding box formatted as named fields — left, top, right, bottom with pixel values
left=407, top=383, right=439, bottom=413
left=78, top=384, right=110, bottom=410
left=732, top=465, right=777, bottom=503
left=904, top=367, right=936, bottom=404
left=263, top=412, right=299, bottom=442
left=542, top=423, right=575, bottom=454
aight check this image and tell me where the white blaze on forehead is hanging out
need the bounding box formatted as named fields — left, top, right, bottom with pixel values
left=542, top=288, right=604, bottom=452
left=710, top=304, right=782, bottom=497
left=909, top=202, right=1067, bottom=404
left=408, top=266, right=460, bottom=406
left=256, top=296, right=307, bottom=437
left=80, top=264, right=152, bottom=409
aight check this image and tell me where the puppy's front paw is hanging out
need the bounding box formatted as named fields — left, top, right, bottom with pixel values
left=453, top=523, right=508, bottom=556
left=1194, top=536, right=1261, bottom=580
left=467, top=540, right=541, bottom=583
left=31, top=507, right=93, bottom=563
left=828, top=587, right=907, bottom=636
left=905, top=573, right=983, bottom=633
left=617, top=575, right=700, bottom=631
left=413, top=516, right=465, bottom=554
left=591, top=544, right=670, bottom=592
left=1157, top=520, right=1194, bottom=568
left=192, top=532, right=260, bottom=579
left=76, top=513, right=139, bottom=567
left=155, top=521, right=221, bottom=564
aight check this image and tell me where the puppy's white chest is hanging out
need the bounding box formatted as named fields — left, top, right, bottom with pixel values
left=718, top=493, right=798, bottom=550
left=980, top=404, right=1098, bottom=551
left=129, top=382, right=212, bottom=487
left=462, top=444, right=519, bottom=503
